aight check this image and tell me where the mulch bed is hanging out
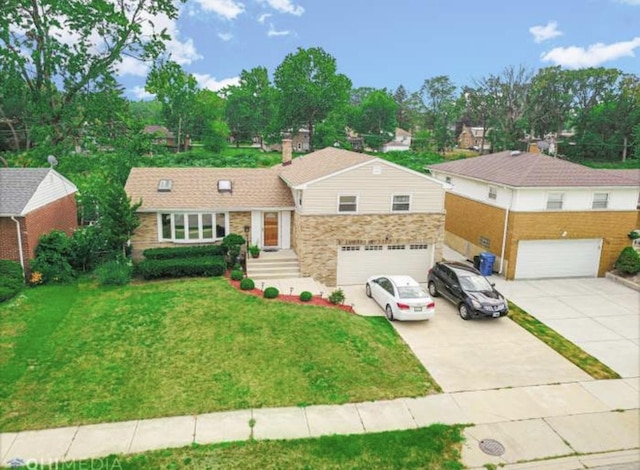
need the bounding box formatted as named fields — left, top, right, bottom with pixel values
left=227, top=276, right=354, bottom=313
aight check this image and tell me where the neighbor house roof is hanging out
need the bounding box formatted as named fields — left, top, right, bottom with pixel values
left=0, top=168, right=77, bottom=216
left=427, top=151, right=640, bottom=187
left=395, top=128, right=411, bottom=137
left=278, top=147, right=374, bottom=187
left=125, top=167, right=294, bottom=211
left=143, top=125, right=173, bottom=137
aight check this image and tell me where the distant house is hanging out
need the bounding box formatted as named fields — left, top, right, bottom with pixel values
left=143, top=125, right=190, bottom=151
left=382, top=128, right=412, bottom=153
left=262, top=129, right=311, bottom=153
left=457, top=125, right=490, bottom=151
left=0, top=168, right=78, bottom=276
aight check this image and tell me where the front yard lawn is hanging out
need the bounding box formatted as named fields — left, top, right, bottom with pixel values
left=0, top=278, right=437, bottom=431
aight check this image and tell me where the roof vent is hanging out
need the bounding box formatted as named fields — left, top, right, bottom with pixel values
left=157, top=179, right=173, bottom=192
left=510, top=151, right=521, bottom=157
left=217, top=180, right=232, bottom=193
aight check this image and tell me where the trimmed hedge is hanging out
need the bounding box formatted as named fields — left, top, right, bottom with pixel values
left=142, top=245, right=225, bottom=260
left=615, top=246, right=640, bottom=275
left=230, top=269, right=244, bottom=281
left=240, top=278, right=255, bottom=290
left=136, top=256, right=226, bottom=280
left=0, top=259, right=24, bottom=303
left=263, top=287, right=279, bottom=299
left=299, top=291, right=313, bottom=302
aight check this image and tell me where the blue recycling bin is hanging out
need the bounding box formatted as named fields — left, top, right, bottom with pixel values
left=479, top=252, right=496, bottom=276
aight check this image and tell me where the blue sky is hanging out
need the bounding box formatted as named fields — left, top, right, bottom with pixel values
left=123, top=0, right=640, bottom=99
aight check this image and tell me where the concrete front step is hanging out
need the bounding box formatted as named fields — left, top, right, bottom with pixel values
left=247, top=250, right=301, bottom=280
left=249, top=272, right=301, bottom=281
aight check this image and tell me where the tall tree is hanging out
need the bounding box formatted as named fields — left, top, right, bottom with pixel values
left=0, top=0, right=182, bottom=146
left=420, top=75, right=461, bottom=153
left=273, top=47, right=352, bottom=150
left=392, top=84, right=417, bottom=131
left=351, top=89, right=398, bottom=150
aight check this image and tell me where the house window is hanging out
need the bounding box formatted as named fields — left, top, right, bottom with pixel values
left=392, top=194, right=411, bottom=212
left=338, top=195, right=357, bottom=213
left=387, top=244, right=406, bottom=250
left=365, top=245, right=383, bottom=251
left=546, top=193, right=564, bottom=210
left=160, top=212, right=227, bottom=242
left=410, top=244, right=429, bottom=250
left=341, top=246, right=360, bottom=251
left=488, top=186, right=497, bottom=200
left=592, top=193, right=609, bottom=209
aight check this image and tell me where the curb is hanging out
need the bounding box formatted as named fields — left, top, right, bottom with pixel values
left=605, top=272, right=640, bottom=292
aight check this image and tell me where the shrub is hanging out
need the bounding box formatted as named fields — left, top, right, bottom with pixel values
left=299, top=291, right=313, bottom=302
left=143, top=245, right=225, bottom=260
left=230, top=269, right=244, bottom=281
left=96, top=258, right=133, bottom=286
left=30, top=230, right=74, bottom=283
left=136, top=256, right=226, bottom=280
left=263, top=287, right=279, bottom=299
left=328, top=288, right=345, bottom=305
left=0, top=260, right=23, bottom=302
left=615, top=246, right=640, bottom=275
left=222, top=233, right=246, bottom=267
left=240, top=278, right=255, bottom=290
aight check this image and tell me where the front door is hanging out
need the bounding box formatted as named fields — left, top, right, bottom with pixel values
left=263, top=212, right=279, bottom=247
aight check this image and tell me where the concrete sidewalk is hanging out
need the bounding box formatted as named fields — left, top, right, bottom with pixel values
left=1, top=380, right=638, bottom=468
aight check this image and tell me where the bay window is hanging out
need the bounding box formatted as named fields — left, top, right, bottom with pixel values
left=159, top=212, right=227, bottom=242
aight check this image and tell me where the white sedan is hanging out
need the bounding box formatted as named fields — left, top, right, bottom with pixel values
left=365, top=275, right=435, bottom=321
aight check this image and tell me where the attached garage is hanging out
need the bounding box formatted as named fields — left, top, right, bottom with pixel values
left=336, top=243, right=434, bottom=285
left=514, top=239, right=602, bottom=279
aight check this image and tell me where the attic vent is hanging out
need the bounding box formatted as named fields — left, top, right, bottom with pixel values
left=372, top=165, right=382, bottom=175
left=217, top=180, right=232, bottom=193
left=157, top=179, right=173, bottom=192
left=510, top=151, right=521, bottom=156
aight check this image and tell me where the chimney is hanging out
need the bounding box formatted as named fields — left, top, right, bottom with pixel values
left=282, top=138, right=292, bottom=166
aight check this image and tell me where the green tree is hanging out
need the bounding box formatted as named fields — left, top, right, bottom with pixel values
left=0, top=0, right=182, bottom=146
left=273, top=47, right=352, bottom=150
left=97, top=183, right=141, bottom=257
left=351, top=89, right=398, bottom=150
left=203, top=120, right=230, bottom=152
left=420, top=76, right=461, bottom=153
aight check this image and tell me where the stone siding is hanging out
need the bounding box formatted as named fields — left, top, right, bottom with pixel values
left=293, top=213, right=445, bottom=286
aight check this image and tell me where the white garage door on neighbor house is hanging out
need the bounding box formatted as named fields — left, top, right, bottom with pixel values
left=515, top=239, right=602, bottom=279
left=336, top=243, right=434, bottom=285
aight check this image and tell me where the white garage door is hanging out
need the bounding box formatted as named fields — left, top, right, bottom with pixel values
left=515, top=239, right=602, bottom=279
left=336, top=243, right=434, bottom=285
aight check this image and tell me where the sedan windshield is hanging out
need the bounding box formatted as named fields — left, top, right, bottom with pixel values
left=459, top=274, right=493, bottom=292
left=397, top=286, right=428, bottom=299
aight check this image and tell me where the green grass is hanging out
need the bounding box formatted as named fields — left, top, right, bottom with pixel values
left=508, top=302, right=620, bottom=380
left=0, top=278, right=438, bottom=431
left=27, top=425, right=466, bottom=470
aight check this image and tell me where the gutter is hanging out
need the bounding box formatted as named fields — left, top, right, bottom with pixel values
left=10, top=216, right=25, bottom=275
left=498, top=187, right=514, bottom=275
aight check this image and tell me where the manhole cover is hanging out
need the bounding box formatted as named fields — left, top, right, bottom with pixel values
left=479, top=438, right=505, bottom=456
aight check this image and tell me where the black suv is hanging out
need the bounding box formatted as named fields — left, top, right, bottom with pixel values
left=427, top=261, right=508, bottom=320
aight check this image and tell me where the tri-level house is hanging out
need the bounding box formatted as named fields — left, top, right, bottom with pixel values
left=427, top=151, right=640, bottom=280
left=125, top=140, right=447, bottom=286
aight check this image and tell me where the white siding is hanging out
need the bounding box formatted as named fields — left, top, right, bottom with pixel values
left=281, top=211, right=291, bottom=249
left=302, top=162, right=444, bottom=215
left=251, top=211, right=261, bottom=246
left=22, top=171, right=77, bottom=215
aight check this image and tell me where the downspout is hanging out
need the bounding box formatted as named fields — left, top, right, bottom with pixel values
left=498, top=187, right=513, bottom=275
left=11, top=216, right=25, bottom=275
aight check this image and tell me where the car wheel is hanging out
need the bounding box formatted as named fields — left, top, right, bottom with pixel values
left=428, top=281, right=439, bottom=297
left=458, top=303, right=471, bottom=321
left=385, top=304, right=395, bottom=321
left=365, top=283, right=371, bottom=298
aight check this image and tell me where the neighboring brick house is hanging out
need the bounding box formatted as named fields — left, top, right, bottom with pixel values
left=457, top=125, right=490, bottom=151
left=0, top=168, right=78, bottom=276
left=427, top=151, right=640, bottom=280
left=125, top=141, right=447, bottom=286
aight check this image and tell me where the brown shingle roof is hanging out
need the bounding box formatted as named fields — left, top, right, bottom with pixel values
left=278, top=147, right=374, bottom=187
left=427, top=151, right=640, bottom=187
left=125, top=167, right=293, bottom=211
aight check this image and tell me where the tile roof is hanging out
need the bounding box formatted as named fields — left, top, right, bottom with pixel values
left=125, top=167, right=294, bottom=211
left=427, top=151, right=640, bottom=187
left=278, top=147, right=374, bottom=187
left=0, top=168, right=51, bottom=215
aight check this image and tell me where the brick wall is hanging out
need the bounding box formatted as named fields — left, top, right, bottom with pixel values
left=293, top=213, right=445, bottom=286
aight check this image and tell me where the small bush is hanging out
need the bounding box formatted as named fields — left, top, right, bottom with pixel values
left=143, top=245, right=225, bottom=260
left=136, top=256, right=226, bottom=280
left=328, top=288, right=345, bottom=305
left=0, top=260, right=23, bottom=302
left=615, top=246, right=640, bottom=275
left=230, top=269, right=244, bottom=281
left=222, top=233, right=246, bottom=268
left=299, top=291, right=313, bottom=302
left=96, top=259, right=133, bottom=286
left=30, top=230, right=74, bottom=284
left=263, top=287, right=279, bottom=299
left=240, top=278, right=255, bottom=290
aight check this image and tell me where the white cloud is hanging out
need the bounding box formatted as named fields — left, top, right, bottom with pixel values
left=116, top=55, right=150, bottom=77
left=193, top=73, right=240, bottom=91
left=218, top=32, right=233, bottom=41
left=130, top=86, right=155, bottom=100
left=257, top=13, right=272, bottom=23
left=541, top=37, right=640, bottom=68
left=194, top=0, right=245, bottom=20
left=616, top=0, right=640, bottom=5
left=261, top=0, right=304, bottom=15
left=529, top=21, right=563, bottom=43
left=267, top=23, right=291, bottom=37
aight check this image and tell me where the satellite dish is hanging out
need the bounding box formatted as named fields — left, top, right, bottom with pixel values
left=47, top=155, right=58, bottom=167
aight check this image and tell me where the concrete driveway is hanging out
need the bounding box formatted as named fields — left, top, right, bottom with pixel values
left=341, top=283, right=593, bottom=393
left=492, top=277, right=640, bottom=379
